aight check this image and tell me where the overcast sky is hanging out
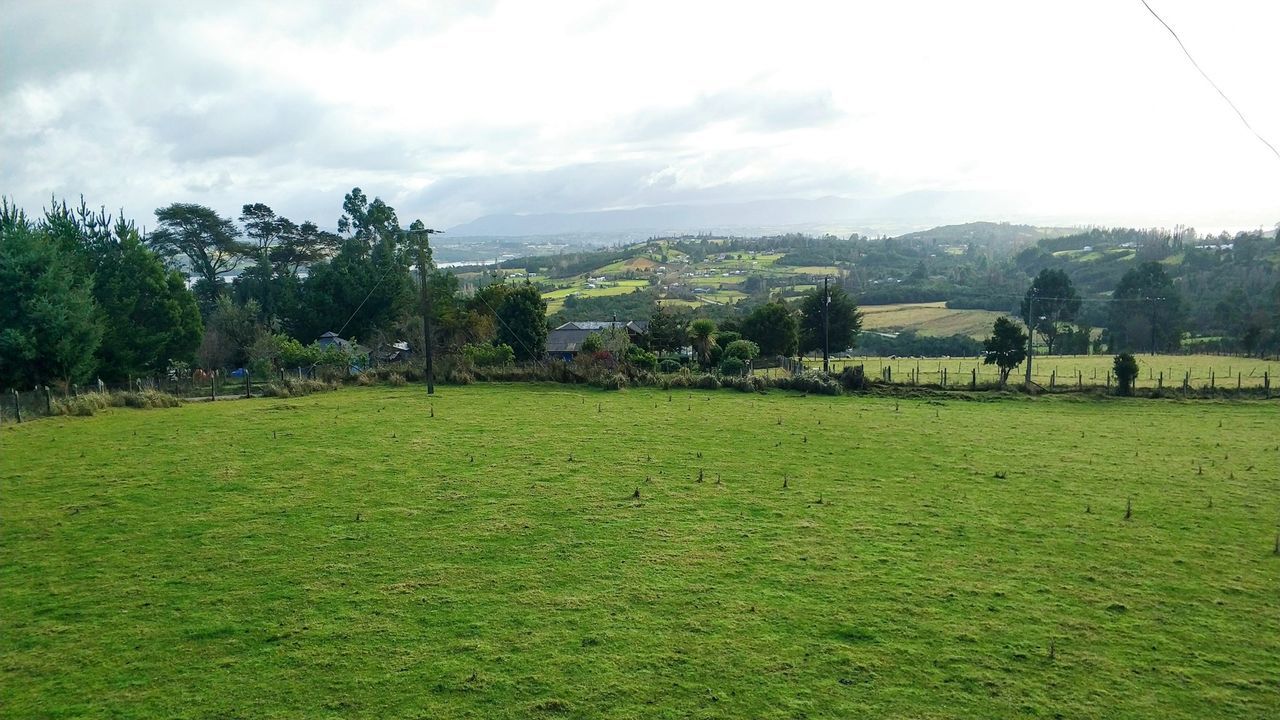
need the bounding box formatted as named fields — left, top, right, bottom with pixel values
left=3, top=0, right=1278, bottom=233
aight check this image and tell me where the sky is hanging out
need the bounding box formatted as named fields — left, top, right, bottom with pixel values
left=2, top=0, right=1278, bottom=234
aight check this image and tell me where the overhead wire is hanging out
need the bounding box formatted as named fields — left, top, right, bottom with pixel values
left=1138, top=0, right=1280, bottom=162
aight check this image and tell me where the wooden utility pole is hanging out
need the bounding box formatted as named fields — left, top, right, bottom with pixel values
left=822, top=276, right=830, bottom=374
left=1024, top=292, right=1036, bottom=387
left=411, top=226, right=443, bottom=395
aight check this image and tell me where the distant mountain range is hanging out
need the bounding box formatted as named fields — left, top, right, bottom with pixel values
left=446, top=191, right=1014, bottom=239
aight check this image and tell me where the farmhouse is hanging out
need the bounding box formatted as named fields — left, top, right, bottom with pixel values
left=546, top=320, right=648, bottom=361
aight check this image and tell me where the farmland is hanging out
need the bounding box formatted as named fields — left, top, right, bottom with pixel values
left=801, top=353, right=1278, bottom=390
left=860, top=301, right=1006, bottom=339
left=3, top=385, right=1279, bottom=718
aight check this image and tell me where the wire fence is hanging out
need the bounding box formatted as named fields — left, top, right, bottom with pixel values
left=783, top=355, right=1275, bottom=392
left=0, top=366, right=334, bottom=424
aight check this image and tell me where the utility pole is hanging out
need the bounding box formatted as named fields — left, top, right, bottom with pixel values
left=1024, top=292, right=1035, bottom=387
left=822, top=276, right=830, bottom=374
left=1148, top=296, right=1159, bottom=356
left=410, top=226, right=443, bottom=395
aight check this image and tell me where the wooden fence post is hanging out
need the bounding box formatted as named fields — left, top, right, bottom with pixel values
left=1106, top=372, right=1111, bottom=389
left=211, top=373, right=217, bottom=401
left=971, top=368, right=977, bottom=390
left=1265, top=372, right=1271, bottom=399
left=244, top=371, right=250, bottom=399
left=44, top=385, right=52, bottom=415
left=12, top=389, right=21, bottom=423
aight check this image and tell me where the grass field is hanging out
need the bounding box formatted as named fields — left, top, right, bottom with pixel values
left=805, top=354, right=1278, bottom=390
left=3, top=386, right=1279, bottom=718
left=860, top=302, right=1008, bottom=339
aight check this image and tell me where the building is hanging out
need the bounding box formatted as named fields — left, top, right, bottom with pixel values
left=317, top=331, right=353, bottom=350
left=545, top=320, right=648, bottom=361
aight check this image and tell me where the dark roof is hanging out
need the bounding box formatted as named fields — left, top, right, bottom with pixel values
left=546, top=328, right=595, bottom=354
left=319, top=331, right=340, bottom=338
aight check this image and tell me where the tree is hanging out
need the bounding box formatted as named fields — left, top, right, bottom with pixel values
left=149, top=203, right=248, bottom=314
left=199, top=297, right=264, bottom=369
left=1113, top=353, right=1139, bottom=396
left=646, top=306, right=689, bottom=352
left=799, top=284, right=863, bottom=354
left=1108, top=262, right=1184, bottom=354
left=1020, top=269, right=1080, bottom=355
left=298, top=236, right=414, bottom=343
left=742, top=302, right=798, bottom=357
left=690, top=318, right=716, bottom=369
left=496, top=283, right=547, bottom=362
left=337, top=187, right=400, bottom=252
left=41, top=198, right=202, bottom=381
left=722, top=339, right=760, bottom=362
left=0, top=215, right=102, bottom=387
left=982, top=317, right=1028, bottom=386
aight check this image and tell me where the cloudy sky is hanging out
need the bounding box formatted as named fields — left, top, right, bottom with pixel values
left=3, top=0, right=1278, bottom=233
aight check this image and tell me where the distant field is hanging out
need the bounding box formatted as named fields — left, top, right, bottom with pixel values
left=860, top=301, right=1007, bottom=339
left=804, top=353, right=1278, bottom=389
left=3, top=385, right=1278, bottom=718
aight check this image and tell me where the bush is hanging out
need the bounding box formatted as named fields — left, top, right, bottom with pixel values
left=387, top=372, right=407, bottom=386
left=838, top=364, right=868, bottom=391
left=772, top=370, right=841, bottom=396
left=118, top=389, right=182, bottom=409
left=722, top=339, right=760, bottom=362
left=593, top=373, right=629, bottom=391
left=1113, top=353, right=1139, bottom=396
left=725, top=375, right=766, bottom=393
left=447, top=368, right=475, bottom=385
left=694, top=374, right=721, bottom=390
left=658, top=358, right=683, bottom=373
left=719, top=356, right=746, bottom=376
left=463, top=343, right=516, bottom=368
left=625, top=346, right=658, bottom=370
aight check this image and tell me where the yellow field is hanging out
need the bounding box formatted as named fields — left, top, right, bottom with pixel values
left=860, top=302, right=1007, bottom=339
left=793, top=353, right=1277, bottom=390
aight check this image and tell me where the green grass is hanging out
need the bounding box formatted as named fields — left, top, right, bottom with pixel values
left=3, top=385, right=1279, bottom=718
left=825, top=354, right=1277, bottom=389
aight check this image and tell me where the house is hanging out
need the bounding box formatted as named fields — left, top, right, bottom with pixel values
left=376, top=341, right=413, bottom=364
left=545, top=320, right=649, bottom=361
left=317, top=331, right=353, bottom=350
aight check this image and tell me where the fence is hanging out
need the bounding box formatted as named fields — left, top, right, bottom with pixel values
left=0, top=366, right=329, bottom=424
left=786, top=354, right=1275, bottom=393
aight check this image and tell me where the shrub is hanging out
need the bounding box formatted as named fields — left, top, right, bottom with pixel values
left=625, top=346, right=658, bottom=370
left=722, top=339, right=760, bottom=362
left=773, top=370, right=841, bottom=396
left=387, top=372, right=407, bottom=386
left=593, top=373, right=629, bottom=391
left=462, top=343, right=515, bottom=368
left=719, top=356, right=746, bottom=376
left=1113, top=353, right=1139, bottom=396
left=694, top=374, right=721, bottom=390
left=447, top=368, right=476, bottom=385
left=838, top=364, right=868, bottom=391
left=658, top=358, right=683, bottom=373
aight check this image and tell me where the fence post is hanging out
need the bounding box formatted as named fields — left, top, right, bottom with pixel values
left=1106, top=372, right=1111, bottom=389
left=244, top=370, right=250, bottom=399
left=1265, top=372, right=1271, bottom=399
left=12, top=389, right=21, bottom=423
left=1050, top=371, right=1055, bottom=390
left=1210, top=370, right=1215, bottom=390
left=1237, top=373, right=1241, bottom=390
left=1158, top=372, right=1163, bottom=389
left=211, top=373, right=217, bottom=401
left=1077, top=371, right=1082, bottom=389
left=44, top=385, right=52, bottom=415
left=971, top=368, right=977, bottom=390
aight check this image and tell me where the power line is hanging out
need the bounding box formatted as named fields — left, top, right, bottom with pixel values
left=1138, top=0, right=1280, bottom=162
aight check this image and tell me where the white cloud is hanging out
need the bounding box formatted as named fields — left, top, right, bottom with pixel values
left=1, top=0, right=1277, bottom=231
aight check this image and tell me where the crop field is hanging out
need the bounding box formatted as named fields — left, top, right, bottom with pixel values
left=3, top=385, right=1279, bottom=718
left=860, top=302, right=1008, bottom=339
left=804, top=353, right=1278, bottom=390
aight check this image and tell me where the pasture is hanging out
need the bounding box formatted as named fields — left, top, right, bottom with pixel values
left=859, top=301, right=1008, bottom=339
left=3, top=385, right=1278, bottom=718
left=806, top=353, right=1278, bottom=390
